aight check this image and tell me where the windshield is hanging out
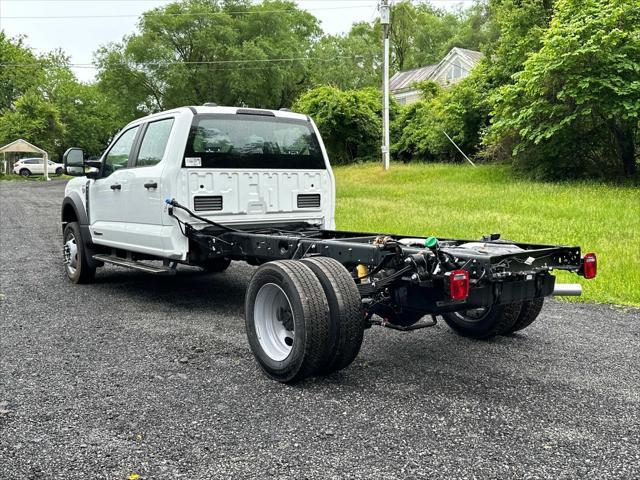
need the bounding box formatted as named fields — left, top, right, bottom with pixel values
left=183, top=114, right=326, bottom=169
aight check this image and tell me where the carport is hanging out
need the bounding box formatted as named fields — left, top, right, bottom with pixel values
left=0, top=138, right=50, bottom=180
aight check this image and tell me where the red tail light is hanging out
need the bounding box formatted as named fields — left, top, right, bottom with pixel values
left=581, top=253, right=597, bottom=279
left=448, top=269, right=470, bottom=300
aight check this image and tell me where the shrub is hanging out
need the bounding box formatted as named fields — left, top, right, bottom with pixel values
left=485, top=0, right=640, bottom=179
left=392, top=72, right=491, bottom=163
left=293, top=86, right=391, bottom=164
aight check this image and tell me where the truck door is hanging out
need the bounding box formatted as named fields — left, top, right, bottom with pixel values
left=116, top=117, right=175, bottom=256
left=89, top=125, right=140, bottom=247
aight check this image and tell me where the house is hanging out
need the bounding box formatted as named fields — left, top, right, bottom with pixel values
left=390, top=47, right=483, bottom=105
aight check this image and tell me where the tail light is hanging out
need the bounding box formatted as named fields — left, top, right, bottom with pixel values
left=581, top=253, right=597, bottom=279
left=448, top=269, right=470, bottom=300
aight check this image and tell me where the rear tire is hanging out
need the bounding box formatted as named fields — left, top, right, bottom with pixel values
left=201, top=257, right=231, bottom=273
left=63, top=222, right=96, bottom=284
left=443, top=303, right=522, bottom=339
left=55, top=167, right=63, bottom=175
left=19, top=168, right=31, bottom=177
left=301, top=257, right=364, bottom=374
left=245, top=260, right=330, bottom=383
left=507, top=298, right=544, bottom=333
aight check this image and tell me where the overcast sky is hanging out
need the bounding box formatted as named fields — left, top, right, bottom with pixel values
left=0, top=0, right=470, bottom=82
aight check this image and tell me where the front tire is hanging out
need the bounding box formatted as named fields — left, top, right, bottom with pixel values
left=19, top=168, right=31, bottom=177
left=63, top=222, right=96, bottom=284
left=245, top=260, right=330, bottom=383
left=443, top=303, right=522, bottom=339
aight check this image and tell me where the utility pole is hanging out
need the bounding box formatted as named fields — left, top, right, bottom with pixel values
left=380, top=0, right=391, bottom=171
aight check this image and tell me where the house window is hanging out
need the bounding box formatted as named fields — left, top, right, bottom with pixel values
left=447, top=61, right=464, bottom=81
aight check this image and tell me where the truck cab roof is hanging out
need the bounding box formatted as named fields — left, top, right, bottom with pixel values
left=125, top=106, right=309, bottom=130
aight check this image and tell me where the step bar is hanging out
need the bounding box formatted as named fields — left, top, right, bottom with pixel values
left=93, top=254, right=175, bottom=274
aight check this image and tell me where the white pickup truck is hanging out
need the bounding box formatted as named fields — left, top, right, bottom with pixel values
left=61, top=105, right=596, bottom=383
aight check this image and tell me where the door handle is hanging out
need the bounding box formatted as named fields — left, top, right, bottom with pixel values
left=110, top=183, right=121, bottom=190
left=144, top=182, right=158, bottom=189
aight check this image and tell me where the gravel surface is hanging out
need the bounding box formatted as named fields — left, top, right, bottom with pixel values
left=1, top=180, right=639, bottom=479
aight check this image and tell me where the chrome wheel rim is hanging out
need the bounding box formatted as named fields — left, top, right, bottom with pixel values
left=63, top=232, right=79, bottom=276
left=254, top=283, right=295, bottom=361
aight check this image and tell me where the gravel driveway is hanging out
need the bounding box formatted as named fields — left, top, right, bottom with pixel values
left=1, top=180, right=639, bottom=479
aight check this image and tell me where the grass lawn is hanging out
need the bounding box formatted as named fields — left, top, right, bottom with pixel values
left=0, top=173, right=71, bottom=181
left=334, top=163, right=640, bottom=307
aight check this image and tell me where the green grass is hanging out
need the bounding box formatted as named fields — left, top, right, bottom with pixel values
left=334, top=163, right=640, bottom=307
left=0, top=173, right=71, bottom=181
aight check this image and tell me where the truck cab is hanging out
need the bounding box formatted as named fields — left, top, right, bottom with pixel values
left=62, top=106, right=335, bottom=262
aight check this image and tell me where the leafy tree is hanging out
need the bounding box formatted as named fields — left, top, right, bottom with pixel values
left=0, top=33, right=45, bottom=111
left=308, top=22, right=381, bottom=90
left=443, top=2, right=493, bottom=53
left=0, top=90, right=65, bottom=156
left=0, top=38, right=120, bottom=160
left=96, top=0, right=321, bottom=113
left=482, top=0, right=556, bottom=86
left=293, top=86, right=391, bottom=164
left=486, top=0, right=640, bottom=178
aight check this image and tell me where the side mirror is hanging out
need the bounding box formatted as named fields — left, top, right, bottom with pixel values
left=63, top=148, right=85, bottom=176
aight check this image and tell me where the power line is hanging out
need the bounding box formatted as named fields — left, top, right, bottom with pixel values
left=1, top=0, right=472, bottom=18
left=0, top=54, right=366, bottom=70
left=1, top=3, right=377, bottom=19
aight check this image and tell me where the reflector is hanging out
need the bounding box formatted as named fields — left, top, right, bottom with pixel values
left=449, top=270, right=470, bottom=300
left=582, top=253, right=597, bottom=279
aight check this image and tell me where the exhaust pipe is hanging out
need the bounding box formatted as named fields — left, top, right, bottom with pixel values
left=553, top=283, right=582, bottom=296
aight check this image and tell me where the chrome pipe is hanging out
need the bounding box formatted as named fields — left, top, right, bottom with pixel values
left=552, top=283, right=583, bottom=296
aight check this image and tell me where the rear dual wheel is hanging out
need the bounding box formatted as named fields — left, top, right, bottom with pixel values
left=443, top=298, right=545, bottom=339
left=244, top=258, right=364, bottom=383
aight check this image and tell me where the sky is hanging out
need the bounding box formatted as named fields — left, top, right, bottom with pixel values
left=0, top=0, right=471, bottom=82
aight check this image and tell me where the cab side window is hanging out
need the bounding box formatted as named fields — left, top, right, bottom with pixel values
left=104, top=126, right=139, bottom=177
left=135, top=118, right=174, bottom=167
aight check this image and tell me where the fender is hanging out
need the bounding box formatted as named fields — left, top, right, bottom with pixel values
left=61, top=191, right=102, bottom=269
left=61, top=191, right=89, bottom=229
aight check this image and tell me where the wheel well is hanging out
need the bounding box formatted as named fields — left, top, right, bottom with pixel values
left=62, top=203, right=78, bottom=228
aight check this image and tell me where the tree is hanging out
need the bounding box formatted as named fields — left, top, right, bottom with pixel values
left=96, top=0, right=321, bottom=113
left=293, top=86, right=389, bottom=164
left=486, top=0, right=640, bottom=178
left=482, top=0, right=556, bottom=86
left=0, top=90, right=65, bottom=156
left=308, top=23, right=381, bottom=90
left=0, top=37, right=120, bottom=160
left=0, top=32, right=45, bottom=111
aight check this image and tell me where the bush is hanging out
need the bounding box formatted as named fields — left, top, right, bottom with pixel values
left=485, top=0, right=640, bottom=179
left=293, top=86, right=392, bottom=164
left=392, top=73, right=491, bottom=163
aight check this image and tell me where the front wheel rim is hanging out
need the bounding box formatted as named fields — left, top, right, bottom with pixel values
left=63, top=232, right=79, bottom=276
left=254, top=283, right=295, bottom=361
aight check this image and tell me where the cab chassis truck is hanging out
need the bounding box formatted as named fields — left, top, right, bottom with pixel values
left=61, top=105, right=597, bottom=383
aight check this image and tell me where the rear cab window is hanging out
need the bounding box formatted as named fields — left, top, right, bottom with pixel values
left=183, top=114, right=326, bottom=169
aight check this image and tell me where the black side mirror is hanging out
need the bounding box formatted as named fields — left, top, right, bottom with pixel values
left=63, top=148, right=85, bottom=176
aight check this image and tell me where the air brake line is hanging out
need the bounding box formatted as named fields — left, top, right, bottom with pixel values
left=165, top=198, right=241, bottom=233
